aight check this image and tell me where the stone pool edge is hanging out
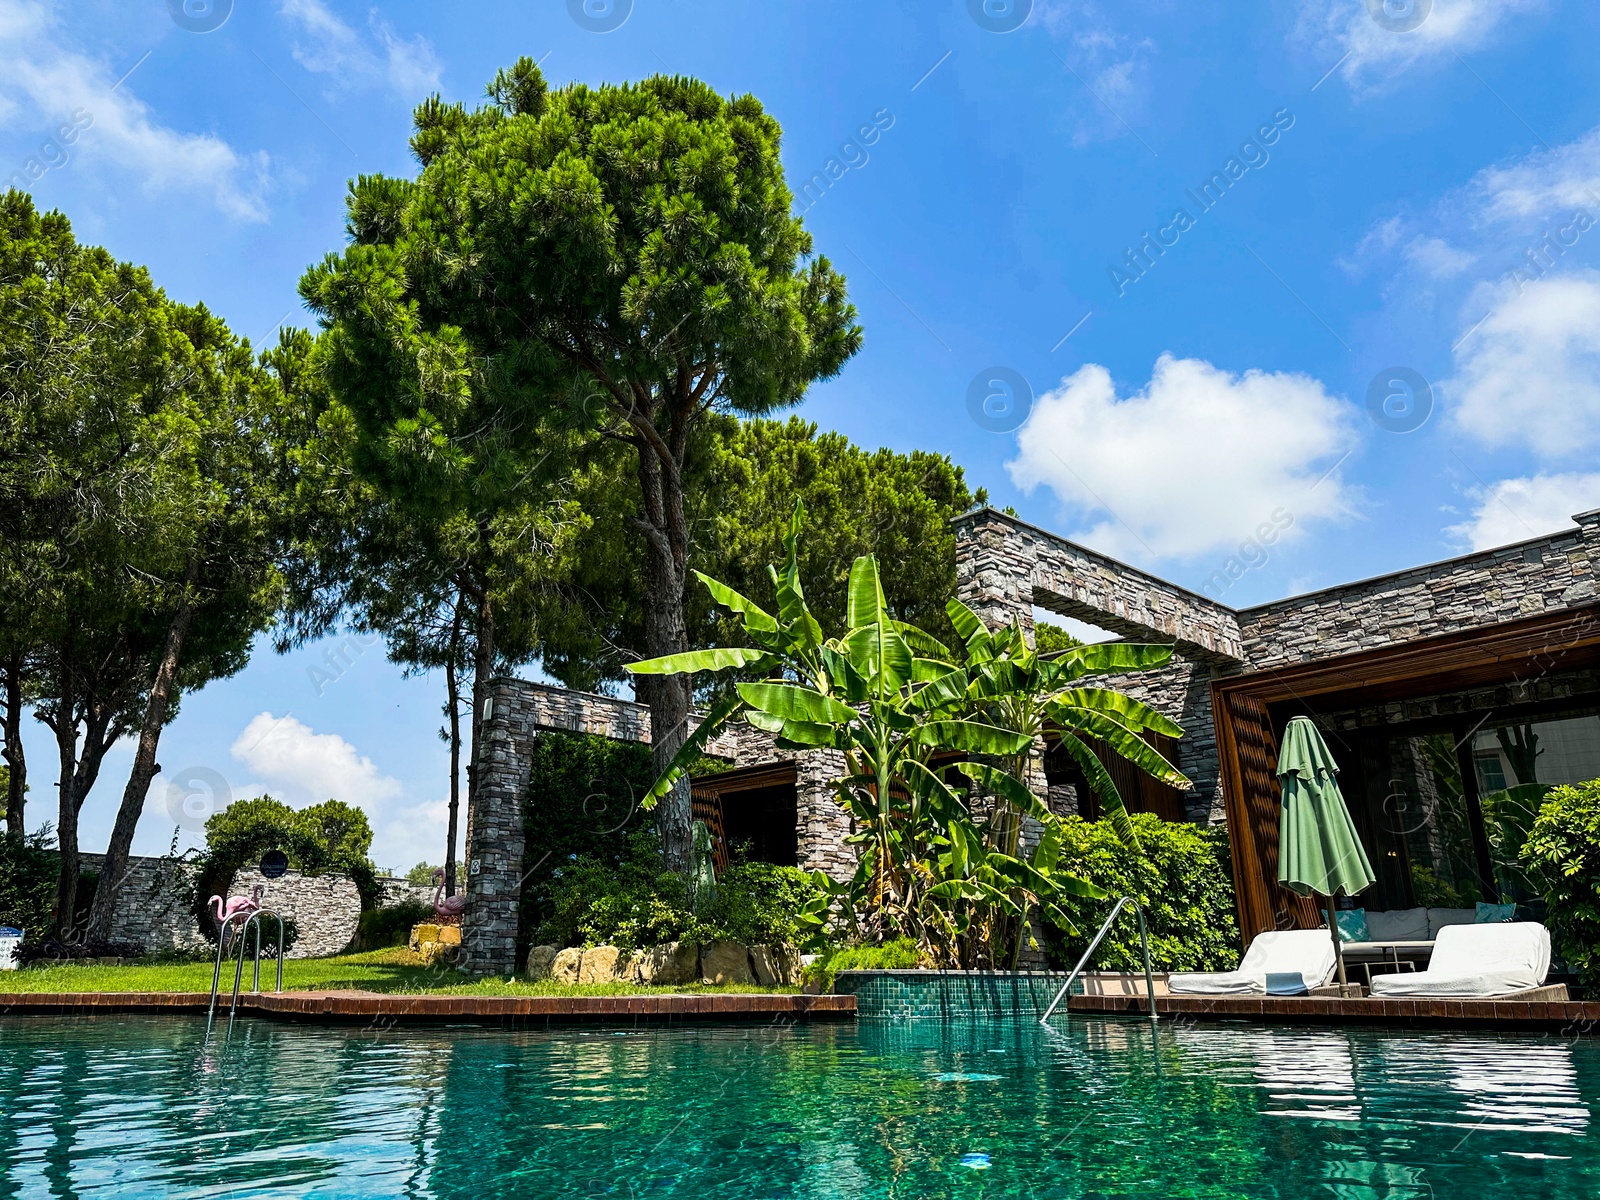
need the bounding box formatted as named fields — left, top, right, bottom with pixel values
left=0, top=990, right=857, bottom=1026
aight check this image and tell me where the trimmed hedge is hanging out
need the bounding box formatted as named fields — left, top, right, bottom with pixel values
left=1042, top=813, right=1241, bottom=973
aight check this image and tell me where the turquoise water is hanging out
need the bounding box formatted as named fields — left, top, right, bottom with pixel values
left=0, top=1015, right=1596, bottom=1197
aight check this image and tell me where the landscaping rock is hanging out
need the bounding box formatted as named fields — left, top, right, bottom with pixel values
left=700, top=940, right=755, bottom=986
left=551, top=947, right=583, bottom=983
left=751, top=944, right=802, bottom=987
left=578, top=945, right=621, bottom=984
left=525, top=944, right=558, bottom=980
left=635, top=941, right=697, bottom=985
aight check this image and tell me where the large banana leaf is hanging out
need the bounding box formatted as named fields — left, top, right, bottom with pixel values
left=846, top=555, right=885, bottom=628
left=910, top=720, right=1034, bottom=754
left=906, top=666, right=969, bottom=713
left=1054, top=731, right=1139, bottom=849
left=819, top=644, right=870, bottom=703
left=694, top=570, right=779, bottom=638
left=639, top=692, right=744, bottom=809
left=626, top=647, right=772, bottom=675
left=1048, top=688, right=1185, bottom=738
left=901, top=759, right=968, bottom=825
left=894, top=621, right=952, bottom=660
left=844, top=621, right=913, bottom=694
left=1054, top=642, right=1173, bottom=678
left=954, top=761, right=1054, bottom=824
left=1050, top=704, right=1189, bottom=790
left=737, top=681, right=857, bottom=725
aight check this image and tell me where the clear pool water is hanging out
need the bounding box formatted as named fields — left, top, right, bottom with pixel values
left=0, top=1014, right=1595, bottom=1197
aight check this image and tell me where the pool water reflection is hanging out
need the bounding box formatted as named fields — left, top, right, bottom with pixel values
left=0, top=1015, right=1595, bottom=1197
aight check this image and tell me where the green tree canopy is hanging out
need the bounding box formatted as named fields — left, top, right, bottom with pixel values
left=299, top=60, right=862, bottom=872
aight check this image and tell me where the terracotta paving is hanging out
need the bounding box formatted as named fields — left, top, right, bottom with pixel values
left=0, top=990, right=857, bottom=1026
left=1067, top=992, right=1600, bottom=1030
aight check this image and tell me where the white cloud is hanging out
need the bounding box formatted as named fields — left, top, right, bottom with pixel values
left=1447, top=472, right=1600, bottom=550
left=279, top=0, right=440, bottom=95
left=1446, top=270, right=1600, bottom=457
left=1303, top=0, right=1545, bottom=89
left=1475, top=125, right=1600, bottom=223
left=231, top=712, right=403, bottom=813
left=0, top=0, right=269, bottom=220
left=1036, top=1, right=1156, bottom=147
left=1006, top=355, right=1358, bottom=562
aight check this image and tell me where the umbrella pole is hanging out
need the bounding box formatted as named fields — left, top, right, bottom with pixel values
left=1325, top=895, right=1350, bottom=994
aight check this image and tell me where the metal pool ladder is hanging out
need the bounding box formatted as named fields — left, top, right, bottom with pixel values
left=206, top=908, right=286, bottom=1036
left=1040, top=896, right=1159, bottom=1024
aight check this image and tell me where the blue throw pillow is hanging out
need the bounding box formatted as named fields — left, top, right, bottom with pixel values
left=1335, top=908, right=1370, bottom=943
left=1475, top=902, right=1516, bottom=923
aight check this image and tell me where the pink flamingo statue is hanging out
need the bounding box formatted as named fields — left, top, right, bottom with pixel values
left=209, top=883, right=264, bottom=928
left=432, top=870, right=467, bottom=925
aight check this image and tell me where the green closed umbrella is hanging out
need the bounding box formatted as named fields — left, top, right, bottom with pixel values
left=1277, top=716, right=1376, bottom=991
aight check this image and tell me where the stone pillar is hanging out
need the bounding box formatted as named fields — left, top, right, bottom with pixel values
left=796, top=748, right=853, bottom=880
left=459, top=687, right=528, bottom=976
left=954, top=508, right=1036, bottom=638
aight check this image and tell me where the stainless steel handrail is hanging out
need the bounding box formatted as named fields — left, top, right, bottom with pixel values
left=205, top=907, right=286, bottom=1036
left=1039, top=895, right=1159, bottom=1023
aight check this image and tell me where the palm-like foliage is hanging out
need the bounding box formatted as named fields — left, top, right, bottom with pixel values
left=627, top=502, right=1191, bottom=967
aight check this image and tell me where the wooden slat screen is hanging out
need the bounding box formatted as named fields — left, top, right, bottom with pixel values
left=1217, top=692, right=1321, bottom=943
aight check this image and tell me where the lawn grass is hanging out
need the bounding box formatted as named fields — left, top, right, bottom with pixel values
left=0, top=947, right=797, bottom=996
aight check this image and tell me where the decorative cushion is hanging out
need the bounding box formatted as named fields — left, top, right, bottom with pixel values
left=1427, top=907, right=1479, bottom=938
left=1476, top=901, right=1517, bottom=923
left=1335, top=908, right=1370, bottom=943
left=1365, top=906, right=1430, bottom=942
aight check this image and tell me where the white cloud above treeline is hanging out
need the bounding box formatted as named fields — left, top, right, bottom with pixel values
left=1006, top=354, right=1357, bottom=563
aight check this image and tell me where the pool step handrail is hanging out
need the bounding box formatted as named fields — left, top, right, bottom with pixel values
left=1039, top=895, right=1159, bottom=1024
left=205, top=907, right=286, bottom=1036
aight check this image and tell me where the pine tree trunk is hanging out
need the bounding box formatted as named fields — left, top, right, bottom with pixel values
left=464, top=571, right=495, bottom=875
left=443, top=595, right=464, bottom=898
left=52, top=664, right=79, bottom=939
left=3, top=652, right=25, bottom=835
left=86, top=562, right=199, bottom=943
left=636, top=439, right=692, bottom=874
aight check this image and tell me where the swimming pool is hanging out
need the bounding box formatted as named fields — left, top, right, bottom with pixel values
left=0, top=1014, right=1594, bottom=1197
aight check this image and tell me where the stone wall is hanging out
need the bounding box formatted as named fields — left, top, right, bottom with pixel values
left=230, top=869, right=361, bottom=959
left=81, top=854, right=363, bottom=958
left=1240, top=511, right=1600, bottom=668
left=79, top=853, right=206, bottom=953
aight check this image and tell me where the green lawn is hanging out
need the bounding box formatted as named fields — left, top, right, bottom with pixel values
left=0, top=947, right=797, bottom=996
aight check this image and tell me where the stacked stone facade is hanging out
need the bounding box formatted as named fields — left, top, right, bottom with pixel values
left=460, top=506, right=1600, bottom=974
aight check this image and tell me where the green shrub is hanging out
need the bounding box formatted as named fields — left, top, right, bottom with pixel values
left=534, top=832, right=829, bottom=952
left=1520, top=779, right=1600, bottom=986
left=803, top=938, right=924, bottom=991
left=0, top=829, right=57, bottom=936
left=354, top=902, right=433, bottom=950
left=1042, top=813, right=1241, bottom=973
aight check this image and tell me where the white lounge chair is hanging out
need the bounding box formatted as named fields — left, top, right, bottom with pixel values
left=1169, top=929, right=1338, bottom=996
left=1369, top=922, right=1551, bottom=998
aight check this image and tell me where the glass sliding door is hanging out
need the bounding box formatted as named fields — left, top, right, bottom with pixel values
left=1355, top=731, right=1485, bottom=910
left=1469, top=713, right=1600, bottom=907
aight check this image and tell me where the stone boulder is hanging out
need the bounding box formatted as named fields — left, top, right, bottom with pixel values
left=700, top=940, right=755, bottom=986
left=577, top=945, right=621, bottom=984
left=525, top=944, right=558, bottom=980
left=551, top=947, right=584, bottom=984
left=634, top=941, right=697, bottom=985
left=750, top=944, right=801, bottom=987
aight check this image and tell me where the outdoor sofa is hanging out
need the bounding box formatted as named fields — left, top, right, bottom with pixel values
left=1168, top=929, right=1337, bottom=996
left=1368, top=922, right=1552, bottom=998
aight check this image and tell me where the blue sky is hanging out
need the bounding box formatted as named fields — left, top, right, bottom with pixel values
left=7, top=0, right=1600, bottom=871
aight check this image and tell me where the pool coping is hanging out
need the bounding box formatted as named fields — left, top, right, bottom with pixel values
left=1066, top=992, right=1600, bottom=1031
left=0, top=990, right=857, bottom=1026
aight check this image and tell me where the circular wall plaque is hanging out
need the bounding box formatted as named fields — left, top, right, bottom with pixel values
left=259, top=849, right=289, bottom=879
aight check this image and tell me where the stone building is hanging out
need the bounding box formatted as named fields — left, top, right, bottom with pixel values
left=461, top=505, right=1600, bottom=974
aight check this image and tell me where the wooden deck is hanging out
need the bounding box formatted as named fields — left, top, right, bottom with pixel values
left=0, top=990, right=857, bottom=1026
left=1067, top=992, right=1600, bottom=1031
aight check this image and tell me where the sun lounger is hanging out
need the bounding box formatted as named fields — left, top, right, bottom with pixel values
left=1169, top=929, right=1337, bottom=996
left=1368, top=922, right=1551, bottom=998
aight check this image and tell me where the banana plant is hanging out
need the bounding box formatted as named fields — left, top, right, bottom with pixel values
left=949, top=599, right=1191, bottom=851
left=626, top=500, right=1184, bottom=966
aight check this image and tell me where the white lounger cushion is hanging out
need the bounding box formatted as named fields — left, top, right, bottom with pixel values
left=1170, top=929, right=1337, bottom=996
left=1369, top=922, right=1551, bottom=998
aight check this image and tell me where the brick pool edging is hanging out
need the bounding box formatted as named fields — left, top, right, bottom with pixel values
left=0, top=990, right=857, bottom=1026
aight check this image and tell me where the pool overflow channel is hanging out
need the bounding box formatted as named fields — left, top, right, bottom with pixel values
left=206, top=907, right=286, bottom=1036
left=1040, top=896, right=1159, bottom=1024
